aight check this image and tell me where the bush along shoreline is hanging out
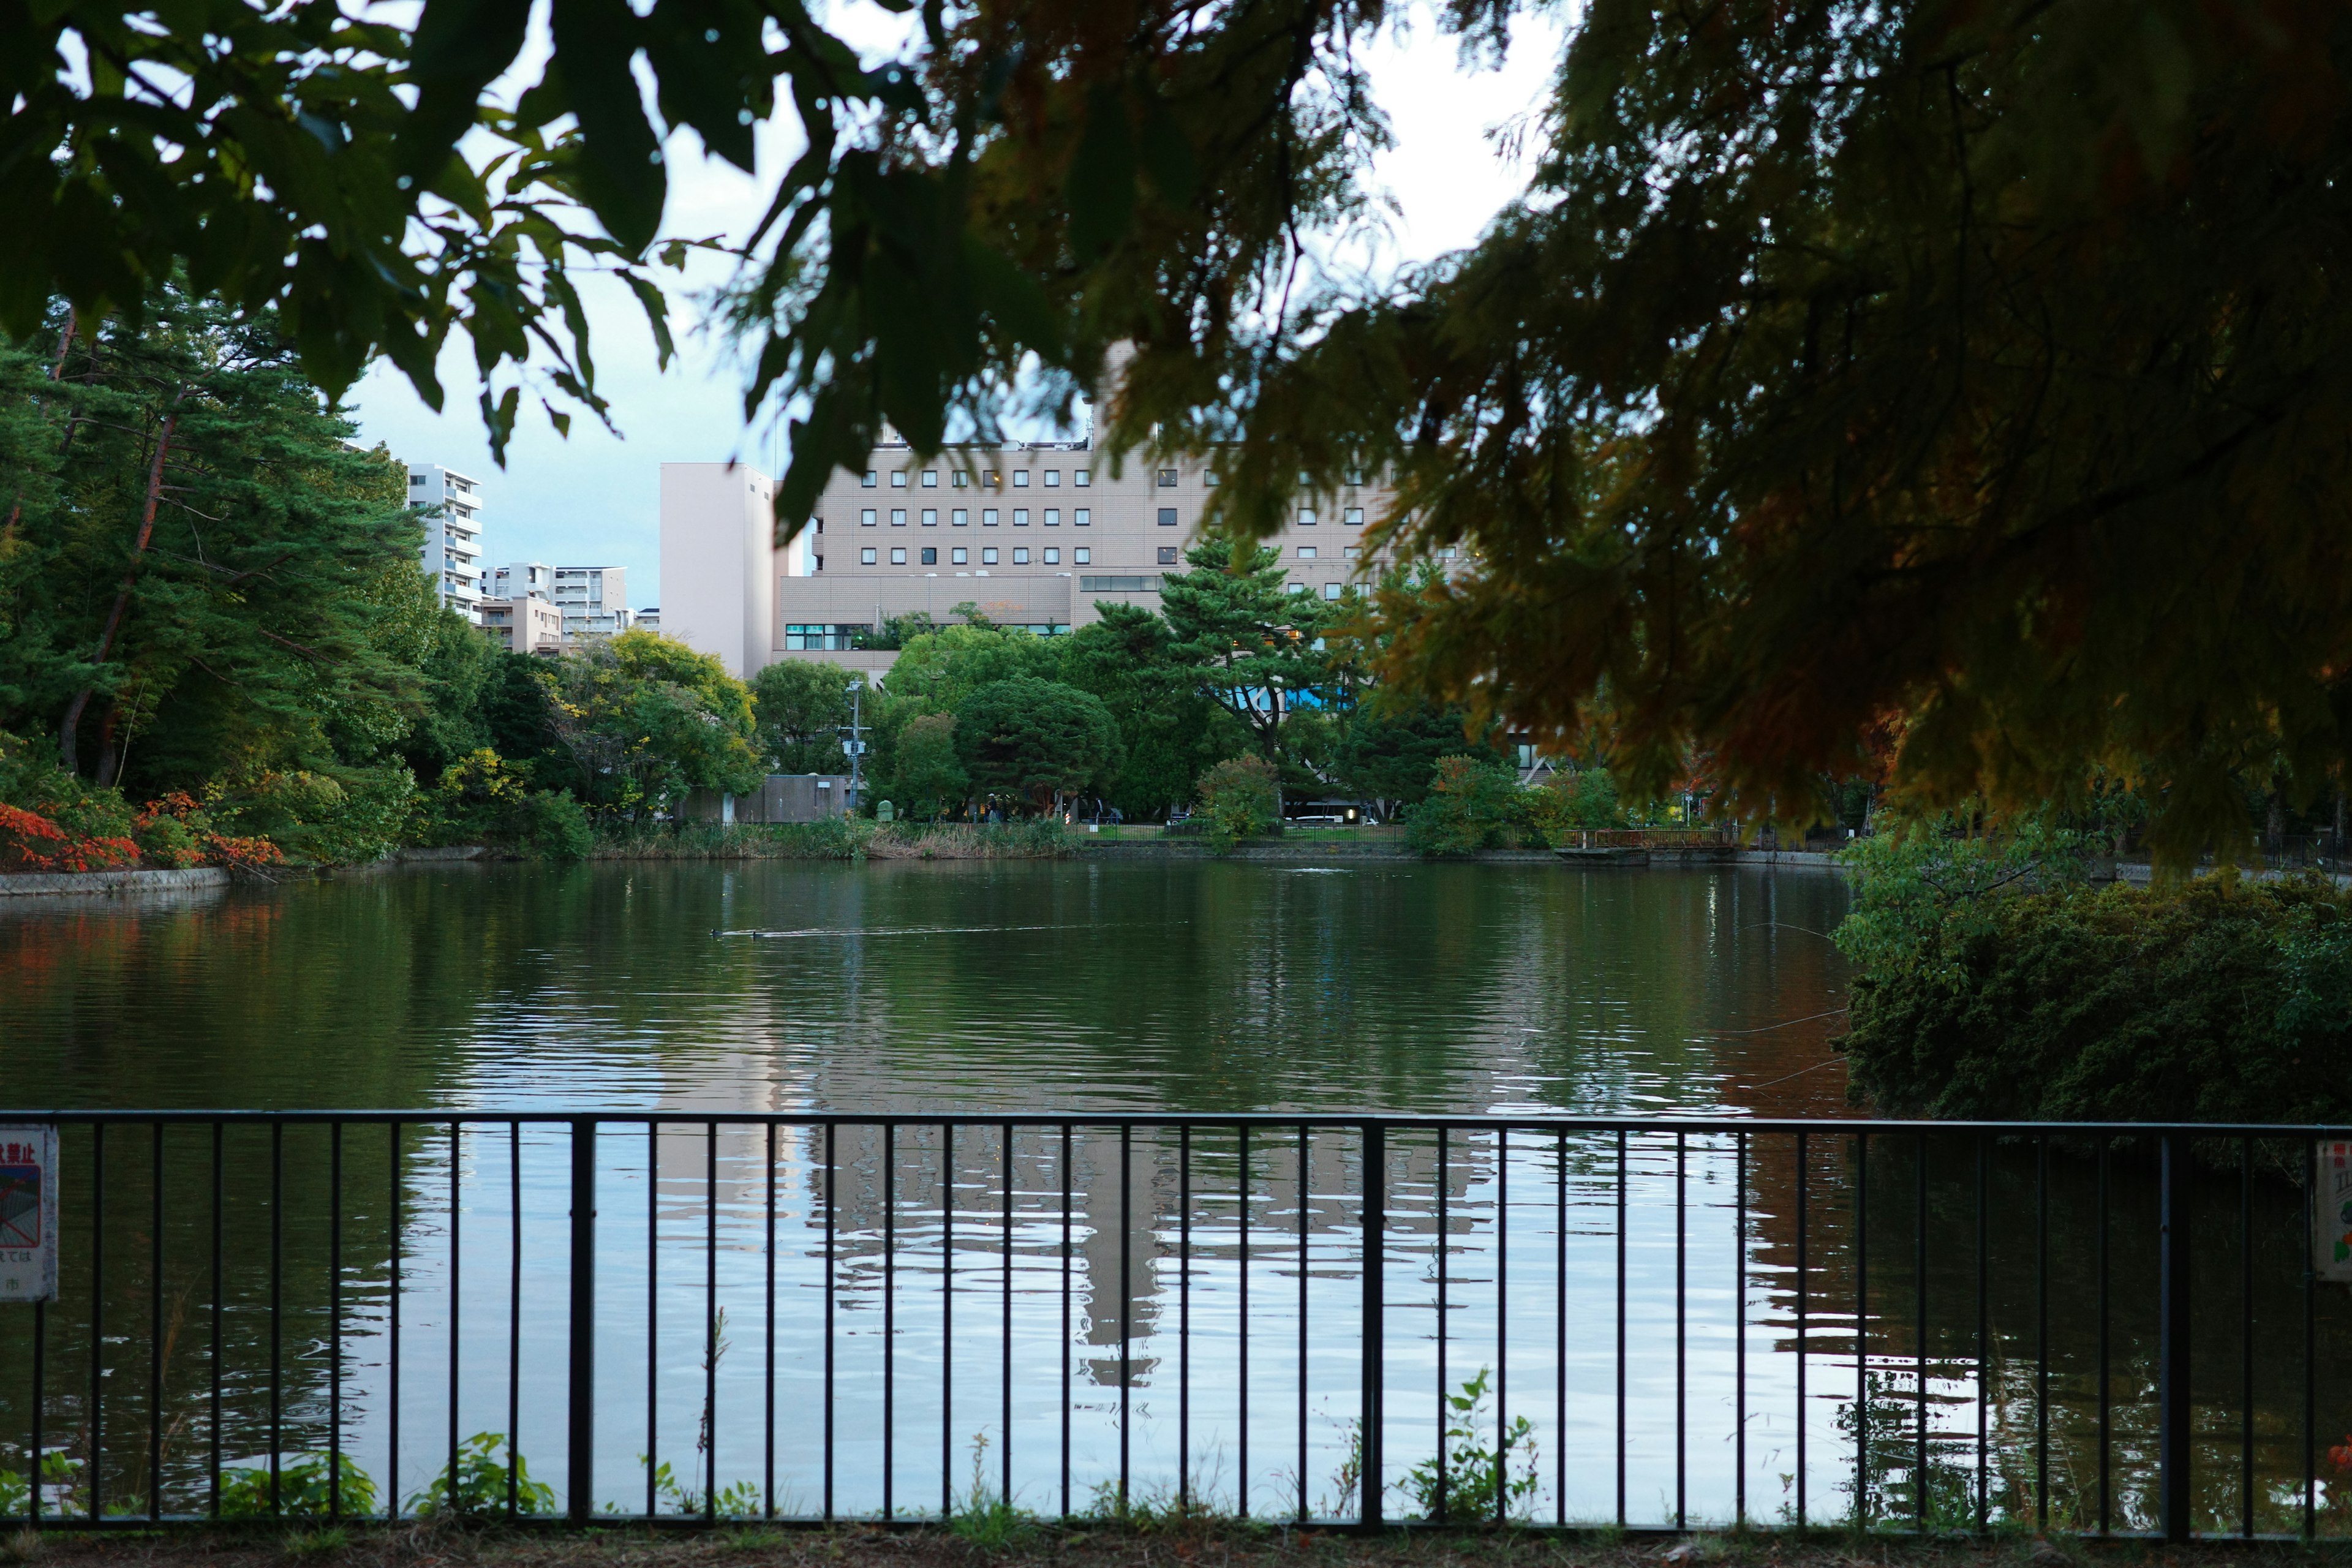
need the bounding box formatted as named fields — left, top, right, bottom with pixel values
left=1834, top=826, right=2352, bottom=1126
left=586, top=819, right=1074, bottom=861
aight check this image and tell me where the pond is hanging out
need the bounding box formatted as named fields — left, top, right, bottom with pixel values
left=0, top=861, right=2339, bottom=1534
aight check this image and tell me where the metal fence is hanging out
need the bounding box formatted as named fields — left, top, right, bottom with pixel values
left=0, top=1112, right=2341, bottom=1539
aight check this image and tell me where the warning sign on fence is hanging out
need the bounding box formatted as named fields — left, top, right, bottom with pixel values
left=0, top=1128, right=57, bottom=1302
left=2318, top=1140, right=2352, bottom=1285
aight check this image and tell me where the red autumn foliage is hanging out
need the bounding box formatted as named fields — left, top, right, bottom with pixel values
left=135, top=793, right=284, bottom=869
left=0, top=803, right=140, bottom=874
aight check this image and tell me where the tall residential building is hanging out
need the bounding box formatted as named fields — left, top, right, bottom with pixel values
left=552, top=565, right=630, bottom=637
left=405, top=464, right=486, bottom=618
left=657, top=443, right=1393, bottom=679
left=492, top=560, right=632, bottom=638
left=489, top=562, right=553, bottom=601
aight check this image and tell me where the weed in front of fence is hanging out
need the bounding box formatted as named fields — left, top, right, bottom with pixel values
left=219, top=1454, right=380, bottom=1519
left=407, top=1434, right=554, bottom=1517
left=944, top=1434, right=1038, bottom=1551
left=1401, top=1370, right=1539, bottom=1525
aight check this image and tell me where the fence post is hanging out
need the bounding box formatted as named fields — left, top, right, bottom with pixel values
left=570, top=1118, right=597, bottom=1523
left=1361, top=1122, right=1385, bottom=1527
left=2159, top=1133, right=2192, bottom=1542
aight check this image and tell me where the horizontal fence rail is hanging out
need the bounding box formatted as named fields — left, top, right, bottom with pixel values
left=0, top=1112, right=2339, bottom=1537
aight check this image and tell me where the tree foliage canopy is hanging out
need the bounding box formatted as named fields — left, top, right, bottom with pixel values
left=952, top=676, right=1121, bottom=810
left=21, top=0, right=2333, bottom=850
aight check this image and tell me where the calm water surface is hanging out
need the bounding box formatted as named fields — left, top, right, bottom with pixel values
left=0, top=862, right=2338, bottom=1533
left=0, top=861, right=1855, bottom=1115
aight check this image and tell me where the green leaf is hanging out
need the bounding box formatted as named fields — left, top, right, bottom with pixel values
left=548, top=0, right=665, bottom=254
left=1137, top=97, right=1196, bottom=207
left=1065, top=81, right=1135, bottom=260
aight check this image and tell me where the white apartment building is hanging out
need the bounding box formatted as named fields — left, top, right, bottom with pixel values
left=406, top=464, right=486, bottom=618
left=552, top=565, right=630, bottom=637
left=491, top=560, right=635, bottom=639
left=658, top=443, right=1392, bottom=679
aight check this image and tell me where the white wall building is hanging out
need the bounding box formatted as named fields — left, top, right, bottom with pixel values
left=659, top=463, right=812, bottom=677
left=657, top=443, right=1393, bottom=680
left=489, top=562, right=552, bottom=601
left=552, top=565, right=630, bottom=637
left=406, top=464, right=486, bottom=618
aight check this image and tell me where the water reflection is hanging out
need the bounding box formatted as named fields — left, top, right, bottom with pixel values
left=0, top=864, right=2339, bottom=1531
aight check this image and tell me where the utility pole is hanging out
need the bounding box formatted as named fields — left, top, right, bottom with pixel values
left=840, top=682, right=866, bottom=813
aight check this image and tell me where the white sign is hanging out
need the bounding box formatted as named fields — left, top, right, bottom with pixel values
left=2318, top=1140, right=2352, bottom=1285
left=0, top=1128, right=56, bottom=1302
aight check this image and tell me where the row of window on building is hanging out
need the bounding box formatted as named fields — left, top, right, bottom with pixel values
left=854, top=506, right=1368, bottom=528
left=784, top=622, right=1068, bottom=650
left=862, top=467, right=1378, bottom=491
left=859, top=546, right=1095, bottom=566
left=867, top=469, right=1090, bottom=489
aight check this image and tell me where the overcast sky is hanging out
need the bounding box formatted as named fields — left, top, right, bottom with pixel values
left=350, top=7, right=1566, bottom=609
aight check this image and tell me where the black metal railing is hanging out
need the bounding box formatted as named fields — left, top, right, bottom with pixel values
left=0, top=1112, right=2340, bottom=1539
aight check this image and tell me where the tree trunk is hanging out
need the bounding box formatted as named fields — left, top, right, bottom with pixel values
left=59, top=394, right=181, bottom=775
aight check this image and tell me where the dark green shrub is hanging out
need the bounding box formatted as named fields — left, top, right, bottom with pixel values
left=1194, top=756, right=1280, bottom=842
left=1839, top=859, right=2352, bottom=1124
left=514, top=790, right=592, bottom=861
left=1403, top=755, right=1523, bottom=854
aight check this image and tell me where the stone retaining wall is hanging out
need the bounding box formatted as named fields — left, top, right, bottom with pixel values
left=0, top=867, right=232, bottom=899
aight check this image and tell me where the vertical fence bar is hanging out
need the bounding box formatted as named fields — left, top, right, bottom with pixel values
left=1854, top=1130, right=1868, bottom=1529
left=1118, top=1123, right=1131, bottom=1511
left=2035, top=1134, right=2048, bottom=1531
left=2305, top=1133, right=2318, bottom=1539
left=511, top=1121, right=525, bottom=1519
left=1735, top=1131, right=1747, bottom=1528
left=1496, top=1126, right=1509, bottom=1526
left=570, top=1118, right=596, bottom=1523
left=31, top=1286, right=44, bottom=1525
left=1178, top=1124, right=1191, bottom=1513
left=1796, top=1131, right=1808, bottom=1528
left=1675, top=1130, right=1686, bottom=1530
left=2159, top=1131, right=2192, bottom=1542
left=2241, top=1136, right=2254, bottom=1539
left=1973, top=1133, right=1986, bottom=1534
left=2098, top=1140, right=2111, bottom=1535
left=330, top=1121, right=344, bottom=1523
left=149, top=1122, right=163, bottom=1521
left=1238, top=1124, right=1250, bottom=1518
left=388, top=1125, right=400, bottom=1519
left=1060, top=1124, right=1072, bottom=1520
left=1615, top=1128, right=1627, bottom=1529
left=1913, top=1133, right=1927, bottom=1534
left=765, top=1123, right=776, bottom=1520
left=1556, top=1129, right=1567, bottom=1527
left=448, top=1121, right=461, bottom=1517
left=1296, top=1123, right=1308, bottom=1521
left=647, top=1121, right=658, bottom=1518
left=209, top=1121, right=223, bottom=1521
left=89, top=1123, right=102, bottom=1524
left=880, top=1123, right=884, bottom=1523
left=823, top=1124, right=836, bottom=1522
left=704, top=1121, right=717, bottom=1523
left=1435, top=1126, right=1449, bottom=1523
left=1360, top=1122, right=1384, bottom=1528
left=941, top=1121, right=954, bottom=1521
left=1001, top=1123, right=1013, bottom=1506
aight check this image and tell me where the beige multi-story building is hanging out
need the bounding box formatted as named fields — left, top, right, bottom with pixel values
left=658, top=440, right=1396, bottom=680
left=479, top=595, right=564, bottom=655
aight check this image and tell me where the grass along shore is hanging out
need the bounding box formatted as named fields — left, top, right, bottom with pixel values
left=0, top=1520, right=2335, bottom=1568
